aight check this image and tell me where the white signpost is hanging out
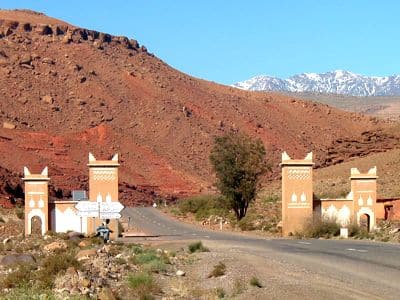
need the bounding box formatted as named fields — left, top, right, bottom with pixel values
left=75, top=200, right=124, bottom=219
left=75, top=201, right=99, bottom=217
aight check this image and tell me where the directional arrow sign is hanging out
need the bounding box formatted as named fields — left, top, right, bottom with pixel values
left=99, top=212, right=121, bottom=219
left=77, top=210, right=98, bottom=217
left=99, top=202, right=124, bottom=213
left=75, top=201, right=99, bottom=215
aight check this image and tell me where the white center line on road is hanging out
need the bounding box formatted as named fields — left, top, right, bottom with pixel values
left=346, top=248, right=368, bottom=253
left=298, top=241, right=312, bottom=245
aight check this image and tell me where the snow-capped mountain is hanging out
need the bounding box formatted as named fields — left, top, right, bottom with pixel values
left=232, top=70, right=400, bottom=96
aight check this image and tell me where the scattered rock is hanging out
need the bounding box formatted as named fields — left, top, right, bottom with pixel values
left=2, top=237, right=11, bottom=244
left=42, top=95, right=54, bottom=104
left=98, top=288, right=116, bottom=300
left=42, top=57, right=54, bottom=64
left=3, top=122, right=16, bottom=129
left=43, top=241, right=68, bottom=252
left=81, top=277, right=91, bottom=288
left=76, top=248, right=97, bottom=261
left=176, top=270, right=186, bottom=276
left=19, top=54, right=32, bottom=65
left=78, top=240, right=91, bottom=248
left=0, top=253, right=36, bottom=267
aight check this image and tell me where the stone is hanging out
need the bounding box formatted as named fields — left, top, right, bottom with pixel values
left=42, top=95, right=54, bottom=104
left=98, top=288, right=116, bottom=300
left=2, top=237, right=11, bottom=244
left=43, top=241, right=67, bottom=252
left=81, top=278, right=91, bottom=288
left=176, top=270, right=186, bottom=276
left=78, top=240, right=91, bottom=248
left=76, top=248, right=97, bottom=261
left=3, top=122, right=16, bottom=129
left=0, top=253, right=36, bottom=267
left=42, top=57, right=54, bottom=64
left=19, top=54, right=32, bottom=65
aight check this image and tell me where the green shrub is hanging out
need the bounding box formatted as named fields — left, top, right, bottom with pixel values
left=127, top=272, right=158, bottom=299
left=143, top=259, right=167, bottom=273
left=215, top=287, right=226, bottom=299
left=132, top=249, right=169, bottom=273
left=36, top=252, right=81, bottom=289
left=296, top=218, right=340, bottom=238
left=249, top=276, right=263, bottom=288
left=348, top=222, right=372, bottom=239
left=1, top=284, right=55, bottom=300
left=1, top=263, right=35, bottom=289
left=188, top=241, right=209, bottom=253
left=208, top=262, right=226, bottom=278
left=178, top=195, right=230, bottom=220
left=237, top=215, right=256, bottom=231
left=15, top=208, right=24, bottom=220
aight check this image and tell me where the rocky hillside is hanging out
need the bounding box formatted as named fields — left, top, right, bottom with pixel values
left=233, top=70, right=400, bottom=97
left=0, top=9, right=399, bottom=205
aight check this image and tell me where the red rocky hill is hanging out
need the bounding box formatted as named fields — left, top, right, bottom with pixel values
left=0, top=9, right=399, bottom=206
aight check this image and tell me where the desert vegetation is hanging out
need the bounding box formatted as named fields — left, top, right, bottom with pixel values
left=209, top=132, right=270, bottom=220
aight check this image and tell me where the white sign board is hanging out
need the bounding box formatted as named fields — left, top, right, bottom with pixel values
left=99, top=212, right=121, bottom=219
left=77, top=210, right=98, bottom=217
left=75, top=200, right=123, bottom=220
left=75, top=201, right=99, bottom=212
left=99, top=202, right=124, bottom=213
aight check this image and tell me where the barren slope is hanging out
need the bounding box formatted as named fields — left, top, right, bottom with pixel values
left=0, top=9, right=399, bottom=205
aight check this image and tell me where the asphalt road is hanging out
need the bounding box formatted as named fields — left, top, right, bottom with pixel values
left=122, top=207, right=400, bottom=299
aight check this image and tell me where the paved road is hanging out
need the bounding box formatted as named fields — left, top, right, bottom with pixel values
left=123, top=207, right=400, bottom=299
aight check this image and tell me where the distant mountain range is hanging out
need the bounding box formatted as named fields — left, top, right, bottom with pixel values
left=232, top=70, right=400, bottom=97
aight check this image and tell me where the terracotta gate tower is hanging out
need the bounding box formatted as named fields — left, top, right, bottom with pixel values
left=281, top=152, right=314, bottom=236
left=87, top=153, right=120, bottom=238
left=23, top=167, right=50, bottom=236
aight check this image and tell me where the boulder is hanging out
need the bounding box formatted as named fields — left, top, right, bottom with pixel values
left=3, top=122, right=16, bottom=129
left=0, top=253, right=36, bottom=267
left=176, top=270, right=186, bottom=276
left=76, top=248, right=97, bottom=261
left=43, top=241, right=67, bottom=252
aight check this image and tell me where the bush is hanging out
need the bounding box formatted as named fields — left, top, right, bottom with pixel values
left=131, top=249, right=169, bottom=273
left=215, top=287, right=226, bottom=299
left=188, top=241, right=209, bottom=253
left=348, top=222, right=372, bottom=239
left=177, top=195, right=230, bottom=221
left=296, top=218, right=340, bottom=238
left=36, top=252, right=81, bottom=289
left=127, top=272, right=159, bottom=299
left=208, top=262, right=226, bottom=278
left=249, top=276, right=263, bottom=288
left=15, top=208, right=24, bottom=220
left=237, top=215, right=256, bottom=231
left=1, top=263, right=35, bottom=289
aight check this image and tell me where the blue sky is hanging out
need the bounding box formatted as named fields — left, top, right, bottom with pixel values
left=1, top=1, right=399, bottom=84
